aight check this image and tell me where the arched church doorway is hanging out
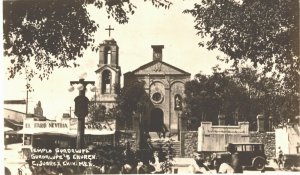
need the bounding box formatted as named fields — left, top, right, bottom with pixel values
left=150, top=108, right=164, bottom=132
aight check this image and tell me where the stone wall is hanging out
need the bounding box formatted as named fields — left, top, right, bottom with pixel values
left=250, top=131, right=275, bottom=159
left=180, top=131, right=198, bottom=158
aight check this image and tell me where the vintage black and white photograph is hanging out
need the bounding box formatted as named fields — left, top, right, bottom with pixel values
left=2, top=0, right=300, bottom=174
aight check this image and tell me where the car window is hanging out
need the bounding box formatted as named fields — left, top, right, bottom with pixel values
left=229, top=144, right=266, bottom=153
left=245, top=145, right=253, bottom=151
left=236, top=145, right=243, bottom=151
left=254, top=145, right=260, bottom=151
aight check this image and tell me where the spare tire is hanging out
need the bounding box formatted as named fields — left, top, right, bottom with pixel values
left=252, top=157, right=266, bottom=171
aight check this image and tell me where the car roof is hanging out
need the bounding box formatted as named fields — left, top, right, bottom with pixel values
left=228, top=143, right=264, bottom=145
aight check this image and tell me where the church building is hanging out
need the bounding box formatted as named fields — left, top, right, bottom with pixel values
left=124, top=45, right=190, bottom=134
left=93, top=29, right=191, bottom=136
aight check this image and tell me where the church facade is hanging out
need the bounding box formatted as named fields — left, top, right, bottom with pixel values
left=124, top=45, right=190, bottom=133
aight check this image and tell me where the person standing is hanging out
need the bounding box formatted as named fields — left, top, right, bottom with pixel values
left=231, top=152, right=243, bottom=173
left=150, top=151, right=162, bottom=173
left=277, top=147, right=284, bottom=170
left=211, top=153, right=221, bottom=173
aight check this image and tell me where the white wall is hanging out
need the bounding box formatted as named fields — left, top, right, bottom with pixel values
left=198, top=122, right=250, bottom=152
left=275, top=125, right=300, bottom=155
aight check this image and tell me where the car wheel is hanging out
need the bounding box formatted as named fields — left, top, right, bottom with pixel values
left=253, top=157, right=265, bottom=171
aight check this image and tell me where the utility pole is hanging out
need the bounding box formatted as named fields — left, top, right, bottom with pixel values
left=69, top=78, right=95, bottom=149
left=70, top=107, right=72, bottom=118
left=26, top=89, right=28, bottom=116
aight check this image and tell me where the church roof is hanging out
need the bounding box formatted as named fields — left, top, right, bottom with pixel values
left=95, top=64, right=121, bottom=73
left=125, top=60, right=191, bottom=76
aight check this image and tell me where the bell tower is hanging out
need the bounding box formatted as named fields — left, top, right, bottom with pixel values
left=98, top=39, right=119, bottom=68
left=95, top=26, right=121, bottom=110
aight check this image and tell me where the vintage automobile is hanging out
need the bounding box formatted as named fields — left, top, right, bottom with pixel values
left=283, top=154, right=300, bottom=170
left=215, top=143, right=267, bottom=171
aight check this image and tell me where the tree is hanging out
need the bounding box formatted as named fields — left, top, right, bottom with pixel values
left=87, top=101, right=106, bottom=122
left=184, top=67, right=247, bottom=129
left=184, top=0, right=299, bottom=92
left=184, top=66, right=298, bottom=131
left=3, top=0, right=172, bottom=82
left=115, top=79, right=149, bottom=129
left=233, top=67, right=299, bottom=126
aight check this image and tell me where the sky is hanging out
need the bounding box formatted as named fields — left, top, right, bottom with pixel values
left=2, top=1, right=231, bottom=120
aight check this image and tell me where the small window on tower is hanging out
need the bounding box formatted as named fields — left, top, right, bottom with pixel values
left=104, top=47, right=112, bottom=64
left=102, top=70, right=111, bottom=94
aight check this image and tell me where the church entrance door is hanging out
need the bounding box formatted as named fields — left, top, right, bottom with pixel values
left=150, top=108, right=164, bottom=132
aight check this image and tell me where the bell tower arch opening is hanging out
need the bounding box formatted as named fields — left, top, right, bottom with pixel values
left=101, top=70, right=111, bottom=94
left=150, top=108, right=164, bottom=132
left=104, top=47, right=112, bottom=65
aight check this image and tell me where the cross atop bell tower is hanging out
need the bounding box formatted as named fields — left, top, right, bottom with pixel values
left=105, top=25, right=114, bottom=37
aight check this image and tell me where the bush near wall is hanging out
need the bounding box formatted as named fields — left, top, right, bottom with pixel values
left=115, top=130, right=137, bottom=150
left=181, top=131, right=198, bottom=158
left=250, top=131, right=276, bottom=159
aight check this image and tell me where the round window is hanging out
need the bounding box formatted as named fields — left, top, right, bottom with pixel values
left=152, top=92, right=163, bottom=103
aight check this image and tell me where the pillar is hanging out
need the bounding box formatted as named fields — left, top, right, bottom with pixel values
left=74, top=94, right=89, bottom=149
left=218, top=114, right=226, bottom=125
left=132, top=112, right=141, bottom=150
left=234, top=115, right=238, bottom=125
left=257, top=114, right=265, bottom=132
left=77, top=117, right=85, bottom=149
left=269, top=116, right=273, bottom=131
